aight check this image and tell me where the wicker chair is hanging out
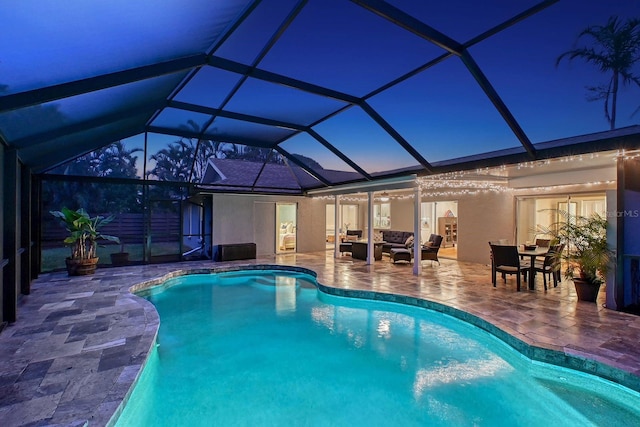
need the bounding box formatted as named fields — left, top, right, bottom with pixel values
left=390, top=233, right=443, bottom=264
left=420, top=234, right=443, bottom=264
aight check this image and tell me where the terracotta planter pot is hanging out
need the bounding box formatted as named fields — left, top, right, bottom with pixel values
left=573, top=278, right=601, bottom=303
left=66, top=257, right=99, bottom=276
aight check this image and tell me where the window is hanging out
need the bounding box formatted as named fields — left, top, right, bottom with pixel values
left=374, top=203, right=391, bottom=229
left=326, top=204, right=359, bottom=244
left=516, top=194, right=606, bottom=245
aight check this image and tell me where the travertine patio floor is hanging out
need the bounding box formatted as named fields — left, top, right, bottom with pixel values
left=1, top=251, right=639, bottom=426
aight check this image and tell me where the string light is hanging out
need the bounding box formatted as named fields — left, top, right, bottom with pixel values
left=616, top=149, right=640, bottom=160
left=312, top=178, right=615, bottom=200
left=311, top=153, right=619, bottom=200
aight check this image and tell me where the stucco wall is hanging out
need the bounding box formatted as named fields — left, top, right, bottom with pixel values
left=456, top=192, right=515, bottom=265
left=211, top=194, right=326, bottom=256
left=389, top=198, right=415, bottom=232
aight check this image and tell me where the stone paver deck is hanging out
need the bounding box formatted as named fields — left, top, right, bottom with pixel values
left=1, top=252, right=639, bottom=426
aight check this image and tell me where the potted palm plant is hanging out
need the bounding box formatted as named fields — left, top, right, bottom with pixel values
left=548, top=212, right=613, bottom=302
left=50, top=207, right=120, bottom=276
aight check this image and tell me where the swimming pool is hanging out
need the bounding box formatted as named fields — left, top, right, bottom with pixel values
left=115, top=268, right=640, bottom=426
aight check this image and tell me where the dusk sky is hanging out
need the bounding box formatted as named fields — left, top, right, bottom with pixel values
left=2, top=0, right=640, bottom=179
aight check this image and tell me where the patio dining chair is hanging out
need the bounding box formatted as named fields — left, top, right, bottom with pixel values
left=489, top=244, right=530, bottom=291
left=533, top=243, right=565, bottom=290
left=535, top=238, right=551, bottom=248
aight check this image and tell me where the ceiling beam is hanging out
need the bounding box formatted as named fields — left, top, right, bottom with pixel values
left=207, top=56, right=361, bottom=104
left=360, top=101, right=433, bottom=172
left=275, top=146, right=333, bottom=186
left=306, top=174, right=417, bottom=197
left=11, top=102, right=163, bottom=149
left=364, top=1, right=559, bottom=102
left=147, top=125, right=278, bottom=148
left=460, top=50, right=536, bottom=158
left=0, top=54, right=206, bottom=114
left=25, top=123, right=145, bottom=173
left=167, top=100, right=305, bottom=131
left=465, top=0, right=559, bottom=47
left=306, top=129, right=372, bottom=180
left=206, top=0, right=264, bottom=56
left=350, top=0, right=464, bottom=55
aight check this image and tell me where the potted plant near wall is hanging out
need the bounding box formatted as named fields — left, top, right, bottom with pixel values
left=548, top=212, right=613, bottom=302
left=50, top=207, right=120, bottom=276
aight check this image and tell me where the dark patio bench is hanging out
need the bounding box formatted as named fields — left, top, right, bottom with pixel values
left=213, top=243, right=257, bottom=261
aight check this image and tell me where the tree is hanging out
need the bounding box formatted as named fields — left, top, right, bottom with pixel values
left=147, top=120, right=224, bottom=184
left=556, top=16, right=640, bottom=130
left=221, top=145, right=283, bottom=164
left=51, top=141, right=141, bottom=178
left=147, top=139, right=194, bottom=183
left=45, top=141, right=143, bottom=214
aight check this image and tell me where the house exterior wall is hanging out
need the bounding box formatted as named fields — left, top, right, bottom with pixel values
left=210, top=165, right=616, bottom=267
left=211, top=194, right=326, bottom=257
left=389, top=198, right=414, bottom=232
left=456, top=192, right=514, bottom=265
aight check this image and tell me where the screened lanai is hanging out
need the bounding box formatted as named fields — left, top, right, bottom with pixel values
left=2, top=0, right=640, bottom=324
left=3, top=0, right=640, bottom=187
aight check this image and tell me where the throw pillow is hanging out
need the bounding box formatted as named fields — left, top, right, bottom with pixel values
left=404, top=235, right=414, bottom=248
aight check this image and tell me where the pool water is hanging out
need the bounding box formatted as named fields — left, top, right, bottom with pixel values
left=115, top=270, right=640, bottom=426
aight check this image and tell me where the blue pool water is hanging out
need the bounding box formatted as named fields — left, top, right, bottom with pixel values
left=115, top=269, right=640, bottom=426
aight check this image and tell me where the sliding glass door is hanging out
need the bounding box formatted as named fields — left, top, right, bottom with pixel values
left=276, top=203, right=297, bottom=254
left=516, top=193, right=606, bottom=245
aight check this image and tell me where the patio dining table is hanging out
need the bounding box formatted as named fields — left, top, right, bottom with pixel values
left=518, top=246, right=550, bottom=290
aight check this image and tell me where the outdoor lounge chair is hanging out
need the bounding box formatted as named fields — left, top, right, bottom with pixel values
left=390, top=233, right=443, bottom=264
left=421, top=234, right=443, bottom=264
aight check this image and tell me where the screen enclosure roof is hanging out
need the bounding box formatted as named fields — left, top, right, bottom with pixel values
left=1, top=0, right=640, bottom=194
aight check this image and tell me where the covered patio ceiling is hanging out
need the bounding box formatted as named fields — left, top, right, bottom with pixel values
left=1, top=0, right=639, bottom=194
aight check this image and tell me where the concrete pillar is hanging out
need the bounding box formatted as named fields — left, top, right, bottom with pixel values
left=367, top=191, right=374, bottom=264
left=413, top=185, right=421, bottom=276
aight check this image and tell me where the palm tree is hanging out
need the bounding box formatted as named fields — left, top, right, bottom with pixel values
left=45, top=141, right=143, bottom=214
left=556, top=16, right=640, bottom=130
left=147, top=140, right=194, bottom=182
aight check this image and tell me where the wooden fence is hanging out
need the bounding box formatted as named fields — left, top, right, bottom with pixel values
left=42, top=213, right=181, bottom=248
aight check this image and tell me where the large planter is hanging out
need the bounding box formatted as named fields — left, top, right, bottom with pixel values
left=66, top=257, right=99, bottom=276
left=573, top=278, right=601, bottom=302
